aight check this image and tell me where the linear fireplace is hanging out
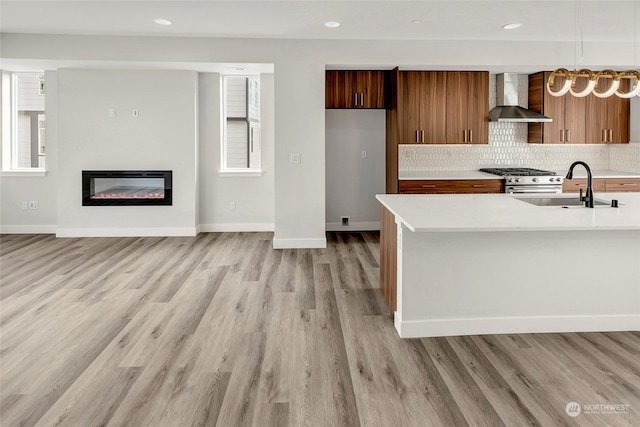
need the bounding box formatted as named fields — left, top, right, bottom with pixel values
left=82, top=170, right=172, bottom=206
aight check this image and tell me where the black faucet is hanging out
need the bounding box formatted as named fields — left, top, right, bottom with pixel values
left=566, top=161, right=594, bottom=208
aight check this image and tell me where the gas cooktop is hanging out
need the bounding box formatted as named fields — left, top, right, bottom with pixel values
left=479, top=167, right=558, bottom=177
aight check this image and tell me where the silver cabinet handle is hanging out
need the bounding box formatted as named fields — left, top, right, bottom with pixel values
left=602, top=129, right=606, bottom=143
left=566, top=129, right=570, bottom=142
left=560, top=129, right=564, bottom=142
left=609, top=129, right=613, bottom=142
left=360, top=93, right=364, bottom=106
left=421, top=185, right=436, bottom=188
left=469, top=129, right=473, bottom=143
left=415, top=130, right=419, bottom=143
left=354, top=93, right=358, bottom=106
left=472, top=184, right=487, bottom=188
left=463, top=130, right=467, bottom=142
left=421, top=130, right=424, bottom=143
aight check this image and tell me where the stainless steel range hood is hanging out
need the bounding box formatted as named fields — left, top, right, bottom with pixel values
left=489, top=73, right=552, bottom=123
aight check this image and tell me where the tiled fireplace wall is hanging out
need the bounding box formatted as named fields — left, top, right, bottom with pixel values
left=399, top=75, right=640, bottom=173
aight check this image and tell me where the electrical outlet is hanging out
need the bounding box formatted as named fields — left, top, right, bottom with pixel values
left=22, top=202, right=28, bottom=210
left=109, top=108, right=116, bottom=118
left=361, top=150, right=367, bottom=159
left=230, top=201, right=236, bottom=211
left=341, top=216, right=350, bottom=227
left=290, top=154, right=301, bottom=164
left=132, top=109, right=139, bottom=118
left=28, top=201, right=39, bottom=210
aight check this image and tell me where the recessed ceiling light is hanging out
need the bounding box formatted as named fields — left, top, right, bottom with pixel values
left=411, top=20, right=423, bottom=25
left=502, top=23, right=522, bottom=30
left=235, top=67, right=247, bottom=72
left=324, top=21, right=340, bottom=28
left=154, top=18, right=172, bottom=26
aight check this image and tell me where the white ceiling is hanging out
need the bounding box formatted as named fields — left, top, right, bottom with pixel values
left=0, top=0, right=638, bottom=43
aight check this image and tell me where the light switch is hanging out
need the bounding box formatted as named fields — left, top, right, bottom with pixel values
left=290, top=154, right=301, bottom=164
left=361, top=151, right=367, bottom=159
left=132, top=109, right=139, bottom=118
left=109, top=108, right=116, bottom=118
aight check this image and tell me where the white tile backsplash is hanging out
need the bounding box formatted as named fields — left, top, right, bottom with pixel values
left=399, top=73, right=639, bottom=173
left=609, top=143, right=640, bottom=172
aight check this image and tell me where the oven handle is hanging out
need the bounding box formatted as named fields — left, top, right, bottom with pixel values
left=505, top=186, right=563, bottom=194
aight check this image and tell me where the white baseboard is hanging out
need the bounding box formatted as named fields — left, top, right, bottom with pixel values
left=55, top=227, right=197, bottom=238
left=394, top=313, right=640, bottom=338
left=273, top=237, right=327, bottom=249
left=0, top=225, right=56, bottom=234
left=325, top=221, right=380, bottom=232
left=198, top=223, right=274, bottom=233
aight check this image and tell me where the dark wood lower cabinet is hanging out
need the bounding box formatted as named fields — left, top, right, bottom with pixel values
left=399, top=179, right=504, bottom=194
left=563, top=178, right=640, bottom=193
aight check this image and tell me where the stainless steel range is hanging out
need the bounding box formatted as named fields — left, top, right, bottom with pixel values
left=479, top=167, right=563, bottom=194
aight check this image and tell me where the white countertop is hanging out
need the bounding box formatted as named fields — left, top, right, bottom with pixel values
left=398, top=170, right=640, bottom=180
left=376, top=192, right=640, bottom=232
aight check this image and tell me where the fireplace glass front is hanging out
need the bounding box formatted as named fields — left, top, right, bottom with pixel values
left=82, top=170, right=172, bottom=206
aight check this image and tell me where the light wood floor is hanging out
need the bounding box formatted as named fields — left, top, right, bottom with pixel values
left=1, top=232, right=639, bottom=426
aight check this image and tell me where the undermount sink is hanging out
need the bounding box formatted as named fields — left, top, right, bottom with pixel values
left=514, top=197, right=610, bottom=207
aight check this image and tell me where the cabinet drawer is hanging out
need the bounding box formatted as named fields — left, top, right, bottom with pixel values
left=399, top=179, right=503, bottom=194
left=562, top=178, right=606, bottom=193
left=605, top=178, right=640, bottom=192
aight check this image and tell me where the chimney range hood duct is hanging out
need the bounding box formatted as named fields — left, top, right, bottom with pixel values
left=489, top=73, right=552, bottom=123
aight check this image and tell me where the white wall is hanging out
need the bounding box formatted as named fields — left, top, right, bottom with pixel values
left=198, top=73, right=274, bottom=231
left=325, top=110, right=385, bottom=231
left=2, top=34, right=640, bottom=246
left=55, top=69, right=198, bottom=236
left=0, top=70, right=58, bottom=233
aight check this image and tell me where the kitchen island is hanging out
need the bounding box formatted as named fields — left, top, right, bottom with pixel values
left=377, top=192, right=640, bottom=338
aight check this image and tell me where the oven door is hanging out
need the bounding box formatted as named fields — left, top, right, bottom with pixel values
left=505, top=185, right=563, bottom=194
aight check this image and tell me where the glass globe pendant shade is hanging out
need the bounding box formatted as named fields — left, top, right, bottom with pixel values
left=547, top=68, right=572, bottom=96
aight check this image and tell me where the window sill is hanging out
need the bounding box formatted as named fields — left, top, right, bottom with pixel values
left=0, top=170, right=47, bottom=177
left=218, top=170, right=264, bottom=177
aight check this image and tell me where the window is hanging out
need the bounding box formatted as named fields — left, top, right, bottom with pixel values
left=2, top=72, right=46, bottom=171
left=221, top=75, right=261, bottom=172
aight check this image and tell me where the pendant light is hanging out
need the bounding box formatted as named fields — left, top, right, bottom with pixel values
left=547, top=0, right=640, bottom=98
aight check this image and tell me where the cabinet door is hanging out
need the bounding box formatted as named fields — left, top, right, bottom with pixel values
left=563, top=77, right=587, bottom=144
left=605, top=178, right=640, bottom=192
left=466, top=72, right=489, bottom=144
left=606, top=79, right=630, bottom=143
left=421, top=71, right=447, bottom=143
left=542, top=73, right=566, bottom=144
left=400, top=72, right=423, bottom=143
left=445, top=72, right=468, bottom=143
left=325, top=71, right=350, bottom=108
left=562, top=178, right=606, bottom=193
left=586, top=90, right=608, bottom=144
left=358, top=71, right=386, bottom=109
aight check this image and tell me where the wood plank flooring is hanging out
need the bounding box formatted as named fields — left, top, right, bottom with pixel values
left=1, top=232, right=639, bottom=426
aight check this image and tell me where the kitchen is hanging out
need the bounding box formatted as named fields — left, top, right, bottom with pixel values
left=2, top=1, right=640, bottom=425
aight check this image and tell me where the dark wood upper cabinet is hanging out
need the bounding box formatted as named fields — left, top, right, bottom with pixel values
left=586, top=79, right=630, bottom=144
left=325, top=70, right=387, bottom=109
left=528, top=71, right=629, bottom=144
left=399, top=71, right=447, bottom=143
left=446, top=71, right=489, bottom=144
left=397, top=70, right=487, bottom=144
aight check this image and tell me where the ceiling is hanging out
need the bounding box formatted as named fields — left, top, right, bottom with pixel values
left=0, top=0, right=638, bottom=43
